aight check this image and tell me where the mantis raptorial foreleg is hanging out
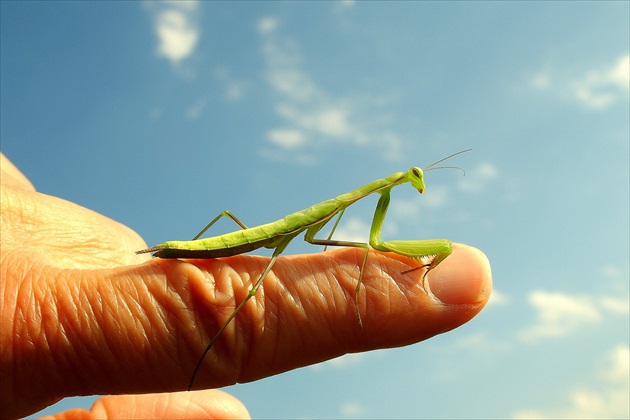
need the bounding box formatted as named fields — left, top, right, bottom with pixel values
left=368, top=189, right=453, bottom=289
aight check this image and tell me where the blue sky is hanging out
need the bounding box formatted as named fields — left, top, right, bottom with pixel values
left=2, top=1, right=628, bottom=418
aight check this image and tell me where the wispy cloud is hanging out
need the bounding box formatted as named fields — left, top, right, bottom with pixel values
left=487, top=288, right=510, bottom=306
left=456, top=331, right=513, bottom=354
left=600, top=263, right=627, bottom=282
left=340, top=400, right=367, bottom=418
left=603, top=345, right=630, bottom=383
left=421, top=185, right=454, bottom=208
left=389, top=185, right=452, bottom=221
left=256, top=16, right=404, bottom=163
left=328, top=217, right=371, bottom=243
left=529, top=54, right=630, bottom=110
left=336, top=0, right=357, bottom=12
left=457, top=162, right=499, bottom=193
left=517, top=290, right=629, bottom=344
left=257, top=16, right=280, bottom=34
left=571, top=55, right=629, bottom=109
left=310, top=352, right=366, bottom=371
left=517, top=290, right=602, bottom=343
left=214, top=67, right=247, bottom=102
left=145, top=1, right=200, bottom=65
left=266, top=129, right=307, bottom=149
left=184, top=97, right=206, bottom=120
left=513, top=345, right=630, bottom=419
left=599, top=296, right=630, bottom=315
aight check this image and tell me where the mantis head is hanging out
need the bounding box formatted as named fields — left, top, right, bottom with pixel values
left=408, top=167, right=426, bottom=194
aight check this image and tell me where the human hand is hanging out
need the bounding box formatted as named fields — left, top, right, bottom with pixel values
left=0, top=153, right=492, bottom=419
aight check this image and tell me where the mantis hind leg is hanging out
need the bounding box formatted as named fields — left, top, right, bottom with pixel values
left=188, top=235, right=295, bottom=391
left=322, top=209, right=346, bottom=251
left=192, top=210, right=249, bottom=240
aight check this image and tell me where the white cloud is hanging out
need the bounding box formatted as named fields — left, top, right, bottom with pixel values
left=600, top=264, right=626, bottom=280
left=530, top=71, right=552, bottom=90
left=513, top=345, right=630, bottom=419
left=331, top=214, right=402, bottom=245
left=340, top=401, right=366, bottom=418
left=609, top=55, right=630, bottom=91
left=571, top=54, right=629, bottom=109
left=145, top=1, right=200, bottom=65
left=530, top=54, right=630, bottom=110
left=602, top=345, right=630, bottom=382
left=184, top=97, right=206, bottom=120
left=421, top=185, right=451, bottom=208
left=310, top=352, right=365, bottom=371
left=275, top=103, right=362, bottom=142
left=388, top=184, right=453, bottom=223
left=258, top=147, right=316, bottom=166
left=488, top=288, right=510, bottom=306
left=337, top=0, right=356, bottom=10
left=599, top=296, right=630, bottom=315
left=266, top=129, right=306, bottom=149
left=390, top=197, right=419, bottom=218
left=214, top=67, right=247, bottom=102
left=225, top=84, right=244, bottom=101
left=456, top=332, right=513, bottom=354
left=257, top=16, right=280, bottom=34
left=330, top=217, right=371, bottom=243
left=256, top=16, right=404, bottom=162
left=517, top=291, right=602, bottom=343
left=457, top=162, right=499, bottom=193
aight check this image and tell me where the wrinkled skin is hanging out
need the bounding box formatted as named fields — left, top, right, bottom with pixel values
left=0, top=153, right=492, bottom=419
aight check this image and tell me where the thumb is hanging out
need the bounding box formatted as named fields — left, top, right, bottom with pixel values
left=39, top=390, right=250, bottom=420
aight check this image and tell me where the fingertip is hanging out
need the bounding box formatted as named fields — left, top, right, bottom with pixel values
left=59, top=390, right=252, bottom=420
left=0, top=153, right=36, bottom=191
left=427, top=243, right=492, bottom=305
left=186, top=390, right=252, bottom=420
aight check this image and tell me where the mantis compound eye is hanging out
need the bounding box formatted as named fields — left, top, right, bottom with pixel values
left=409, top=167, right=425, bottom=193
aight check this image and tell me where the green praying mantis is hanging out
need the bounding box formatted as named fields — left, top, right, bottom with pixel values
left=137, top=149, right=471, bottom=390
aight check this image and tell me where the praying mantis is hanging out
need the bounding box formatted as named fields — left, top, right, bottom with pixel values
left=137, top=149, right=471, bottom=390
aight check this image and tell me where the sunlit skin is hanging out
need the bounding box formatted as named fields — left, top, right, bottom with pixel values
left=0, top=153, right=492, bottom=419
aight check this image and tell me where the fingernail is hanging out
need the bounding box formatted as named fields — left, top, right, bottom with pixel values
left=427, top=245, right=491, bottom=305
